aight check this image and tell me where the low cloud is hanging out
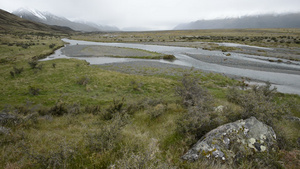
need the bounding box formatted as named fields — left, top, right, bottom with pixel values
left=1, top=0, right=300, bottom=31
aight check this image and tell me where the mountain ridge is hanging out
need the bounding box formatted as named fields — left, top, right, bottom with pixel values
left=13, top=8, right=119, bottom=32
left=174, top=13, right=300, bottom=30
left=0, top=8, right=73, bottom=34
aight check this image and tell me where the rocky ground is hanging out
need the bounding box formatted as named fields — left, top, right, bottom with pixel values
left=59, top=41, right=300, bottom=94
left=143, top=41, right=300, bottom=61
left=98, top=61, right=202, bottom=78
left=185, top=53, right=300, bottom=75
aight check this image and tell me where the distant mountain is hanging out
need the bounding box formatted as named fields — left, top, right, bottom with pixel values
left=13, top=8, right=119, bottom=32
left=75, top=20, right=119, bottom=32
left=174, top=13, right=300, bottom=30
left=0, top=8, right=72, bottom=34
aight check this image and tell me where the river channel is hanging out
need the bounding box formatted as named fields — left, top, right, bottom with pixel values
left=41, top=39, right=300, bottom=95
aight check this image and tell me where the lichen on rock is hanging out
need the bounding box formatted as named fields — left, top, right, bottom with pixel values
left=182, top=117, right=277, bottom=163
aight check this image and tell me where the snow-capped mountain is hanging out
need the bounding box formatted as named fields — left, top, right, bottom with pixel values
left=13, top=8, right=119, bottom=32
left=0, top=8, right=72, bottom=34
left=17, top=8, right=47, bottom=20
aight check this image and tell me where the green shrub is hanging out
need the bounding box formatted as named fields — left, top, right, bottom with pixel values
left=49, top=102, right=68, bottom=116
left=76, top=76, right=90, bottom=86
left=28, top=144, right=78, bottom=169
left=113, top=139, right=171, bottom=168
left=0, top=113, right=20, bottom=127
left=9, top=71, right=14, bottom=77
left=28, top=86, right=40, bottom=96
left=175, top=74, right=218, bottom=144
left=226, top=83, right=288, bottom=125
left=147, top=104, right=166, bottom=120
left=86, top=116, right=125, bottom=153
left=49, top=43, right=56, bottom=49
left=175, top=74, right=213, bottom=110
left=162, top=55, right=176, bottom=60
left=84, top=105, right=101, bottom=115
left=106, top=98, right=125, bottom=115
left=130, top=80, right=143, bottom=92
left=28, top=59, right=38, bottom=69
left=10, top=66, right=24, bottom=77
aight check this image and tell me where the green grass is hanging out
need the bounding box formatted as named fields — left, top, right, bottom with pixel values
left=72, top=28, right=300, bottom=48
left=81, top=45, right=176, bottom=60
left=0, top=59, right=178, bottom=109
left=1, top=32, right=300, bottom=168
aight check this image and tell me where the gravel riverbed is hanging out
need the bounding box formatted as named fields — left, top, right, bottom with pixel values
left=45, top=39, right=300, bottom=94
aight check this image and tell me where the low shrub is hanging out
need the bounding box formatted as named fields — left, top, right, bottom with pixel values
left=28, top=144, right=78, bottom=169
left=146, top=104, right=166, bottom=120
left=28, top=59, right=38, bottom=69
left=49, top=102, right=68, bottom=116
left=10, top=66, right=24, bottom=77
left=113, top=139, right=171, bottom=168
left=175, top=73, right=213, bottom=110
left=106, top=98, right=125, bottom=115
left=49, top=43, right=56, bottom=49
left=101, top=98, right=127, bottom=121
left=84, top=105, right=101, bottom=115
left=162, top=55, right=176, bottom=60
left=28, top=86, right=40, bottom=96
left=76, top=76, right=90, bottom=86
left=0, top=113, right=20, bottom=127
left=226, top=83, right=288, bottom=125
left=9, top=71, right=14, bottom=77
left=130, top=80, right=143, bottom=92
left=14, top=102, right=38, bottom=115
left=86, top=115, right=125, bottom=153
left=175, top=74, right=219, bottom=144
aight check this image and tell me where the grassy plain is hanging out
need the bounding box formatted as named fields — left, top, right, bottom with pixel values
left=0, top=29, right=300, bottom=168
left=73, top=28, right=300, bottom=47
left=65, top=45, right=175, bottom=60
left=73, top=28, right=300, bottom=61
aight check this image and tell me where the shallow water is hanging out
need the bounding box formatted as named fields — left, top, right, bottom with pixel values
left=41, top=39, right=300, bottom=95
left=217, top=42, right=273, bottom=50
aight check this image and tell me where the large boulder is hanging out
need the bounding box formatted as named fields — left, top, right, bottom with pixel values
left=182, top=117, right=277, bottom=163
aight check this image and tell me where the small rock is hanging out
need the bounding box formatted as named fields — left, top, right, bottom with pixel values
left=214, top=105, right=224, bottom=113
left=285, top=116, right=300, bottom=122
left=0, top=113, right=18, bottom=126
left=0, top=126, right=11, bottom=135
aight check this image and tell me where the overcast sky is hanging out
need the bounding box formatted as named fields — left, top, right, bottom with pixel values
left=1, top=0, right=300, bottom=30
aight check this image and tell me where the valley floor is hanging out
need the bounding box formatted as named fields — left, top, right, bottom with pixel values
left=1, top=30, right=300, bottom=168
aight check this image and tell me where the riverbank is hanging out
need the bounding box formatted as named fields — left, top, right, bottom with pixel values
left=61, top=44, right=174, bottom=59
left=54, top=39, right=300, bottom=95
left=140, top=41, right=300, bottom=62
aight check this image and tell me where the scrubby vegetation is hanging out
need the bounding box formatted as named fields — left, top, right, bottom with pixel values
left=0, top=30, right=299, bottom=168
left=72, top=28, right=300, bottom=48
left=73, top=28, right=300, bottom=61
left=79, top=45, right=176, bottom=60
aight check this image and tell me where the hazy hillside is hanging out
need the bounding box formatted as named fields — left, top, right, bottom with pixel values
left=13, top=8, right=119, bottom=32
left=175, top=13, right=300, bottom=30
left=0, top=9, right=72, bottom=34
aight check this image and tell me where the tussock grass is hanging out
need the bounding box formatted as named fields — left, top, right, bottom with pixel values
left=72, top=28, right=300, bottom=48
left=1, top=32, right=300, bottom=168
